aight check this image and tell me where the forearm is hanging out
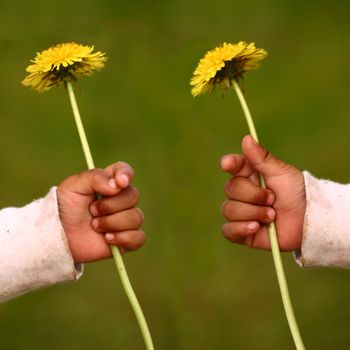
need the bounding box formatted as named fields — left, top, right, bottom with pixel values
left=0, top=188, right=82, bottom=303
left=296, top=172, right=350, bottom=268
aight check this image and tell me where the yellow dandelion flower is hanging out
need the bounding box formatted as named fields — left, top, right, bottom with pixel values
left=190, top=41, right=267, bottom=97
left=22, top=42, right=107, bottom=92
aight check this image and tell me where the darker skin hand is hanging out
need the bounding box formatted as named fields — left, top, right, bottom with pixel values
left=220, top=135, right=306, bottom=251
left=57, top=162, right=145, bottom=264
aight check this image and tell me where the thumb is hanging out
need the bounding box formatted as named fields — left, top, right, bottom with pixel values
left=59, top=168, right=122, bottom=197
left=242, top=135, right=290, bottom=178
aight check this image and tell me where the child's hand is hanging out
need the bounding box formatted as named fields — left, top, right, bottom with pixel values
left=57, top=162, right=145, bottom=264
left=220, top=135, right=306, bottom=251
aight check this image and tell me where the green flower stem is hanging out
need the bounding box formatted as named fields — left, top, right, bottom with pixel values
left=66, top=81, right=154, bottom=350
left=232, top=80, right=305, bottom=350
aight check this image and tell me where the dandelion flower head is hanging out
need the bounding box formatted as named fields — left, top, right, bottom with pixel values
left=190, top=41, right=267, bottom=97
left=22, top=42, right=107, bottom=92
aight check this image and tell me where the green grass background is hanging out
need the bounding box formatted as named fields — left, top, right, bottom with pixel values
left=1, top=0, right=350, bottom=349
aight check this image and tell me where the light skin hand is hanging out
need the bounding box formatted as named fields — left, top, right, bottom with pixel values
left=220, top=135, right=306, bottom=251
left=57, top=162, right=145, bottom=264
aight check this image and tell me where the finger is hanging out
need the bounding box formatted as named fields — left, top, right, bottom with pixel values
left=220, top=154, right=255, bottom=177
left=105, top=161, right=134, bottom=189
left=221, top=200, right=275, bottom=223
left=104, top=230, right=146, bottom=251
left=221, top=221, right=260, bottom=241
left=59, top=168, right=124, bottom=197
left=92, top=208, right=144, bottom=232
left=224, top=176, right=275, bottom=205
left=221, top=222, right=272, bottom=250
left=242, top=135, right=291, bottom=178
left=90, top=186, right=139, bottom=217
left=244, top=229, right=272, bottom=250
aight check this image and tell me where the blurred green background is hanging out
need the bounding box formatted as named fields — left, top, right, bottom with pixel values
left=1, top=0, right=350, bottom=349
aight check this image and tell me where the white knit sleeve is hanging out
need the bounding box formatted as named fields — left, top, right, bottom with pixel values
left=295, top=171, right=350, bottom=268
left=0, top=187, right=83, bottom=302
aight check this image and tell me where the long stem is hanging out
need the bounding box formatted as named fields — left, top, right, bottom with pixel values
left=232, top=80, right=305, bottom=350
left=66, top=82, right=154, bottom=350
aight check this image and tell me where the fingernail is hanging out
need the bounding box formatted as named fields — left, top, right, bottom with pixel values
left=248, top=222, right=258, bottom=232
left=118, top=174, right=129, bottom=188
left=220, top=155, right=231, bottom=170
left=266, top=192, right=275, bottom=206
left=90, top=204, right=98, bottom=216
left=105, top=233, right=114, bottom=241
left=92, top=219, right=99, bottom=229
left=108, top=178, right=117, bottom=189
left=267, top=208, right=275, bottom=221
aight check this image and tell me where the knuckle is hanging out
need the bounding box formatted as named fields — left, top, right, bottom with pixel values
left=262, top=149, right=273, bottom=162
left=98, top=201, right=109, bottom=215
left=221, top=200, right=228, bottom=215
left=119, top=234, right=132, bottom=247
left=93, top=198, right=107, bottom=214
left=221, top=200, right=232, bottom=219
left=224, top=178, right=235, bottom=196
left=134, top=231, right=146, bottom=249
left=255, top=206, right=270, bottom=223
left=224, top=179, right=232, bottom=193
left=255, top=149, right=275, bottom=167
left=253, top=206, right=263, bottom=220
left=221, top=223, right=230, bottom=236
left=254, top=189, right=267, bottom=204
left=127, top=186, right=140, bottom=205
left=122, top=231, right=146, bottom=249
left=132, top=208, right=144, bottom=226
left=88, top=168, right=103, bottom=182
left=221, top=223, right=235, bottom=241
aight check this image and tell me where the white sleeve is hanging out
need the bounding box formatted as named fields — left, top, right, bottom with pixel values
left=0, top=187, right=83, bottom=302
left=295, top=171, right=350, bottom=268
